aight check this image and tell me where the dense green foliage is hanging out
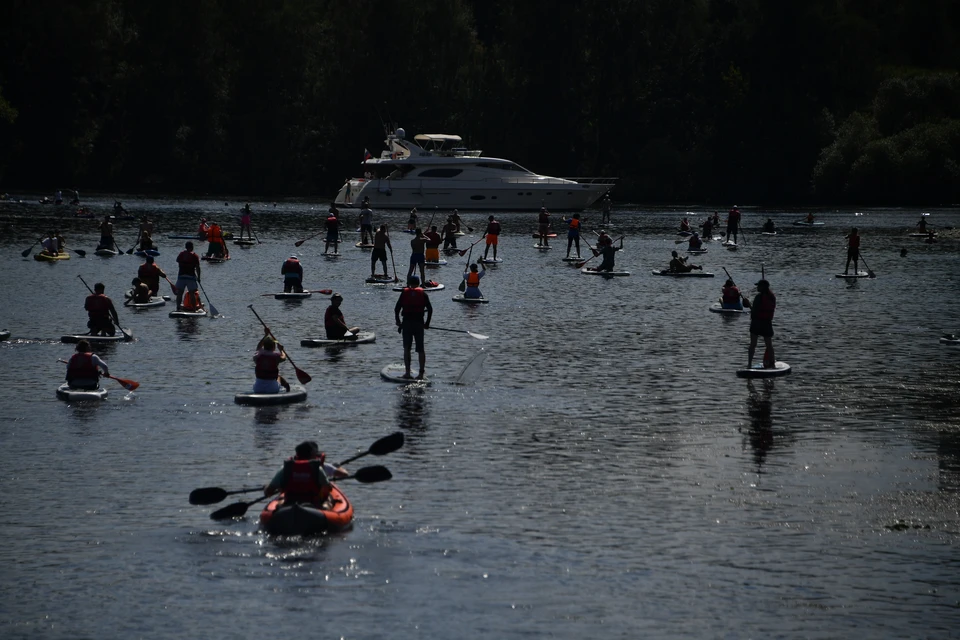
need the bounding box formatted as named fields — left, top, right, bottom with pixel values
left=1, top=0, right=958, bottom=203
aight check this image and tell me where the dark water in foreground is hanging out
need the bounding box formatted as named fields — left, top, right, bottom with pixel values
left=1, top=197, right=959, bottom=639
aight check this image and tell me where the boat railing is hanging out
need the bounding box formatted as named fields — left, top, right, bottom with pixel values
left=491, top=176, right=618, bottom=185
left=562, top=177, right=619, bottom=185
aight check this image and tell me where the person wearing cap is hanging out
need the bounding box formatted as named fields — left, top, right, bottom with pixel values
left=726, top=205, right=741, bottom=243
left=561, top=213, right=581, bottom=258
left=394, top=275, right=433, bottom=380
left=537, top=207, right=551, bottom=247
left=324, top=293, right=360, bottom=340
left=64, top=339, right=109, bottom=390
left=747, top=279, right=777, bottom=369
left=372, top=224, right=392, bottom=278
left=668, top=250, right=702, bottom=273
left=281, top=255, right=304, bottom=293
left=844, top=227, right=861, bottom=275
left=720, top=279, right=749, bottom=310
left=253, top=329, right=290, bottom=393
left=263, top=440, right=349, bottom=505
left=137, top=254, right=167, bottom=297
left=240, top=203, right=253, bottom=240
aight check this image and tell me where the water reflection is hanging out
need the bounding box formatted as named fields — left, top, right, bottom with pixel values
left=937, top=430, right=960, bottom=492
left=173, top=317, right=203, bottom=340
left=396, top=387, right=429, bottom=432
left=743, top=380, right=775, bottom=473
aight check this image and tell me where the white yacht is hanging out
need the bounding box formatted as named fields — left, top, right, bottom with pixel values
left=333, top=127, right=615, bottom=211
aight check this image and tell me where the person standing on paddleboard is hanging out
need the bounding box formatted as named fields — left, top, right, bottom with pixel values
left=424, top=226, right=442, bottom=263
left=407, top=228, right=427, bottom=284
left=537, top=207, right=551, bottom=247
left=701, top=216, right=714, bottom=239
left=324, top=293, right=360, bottom=340
left=562, top=213, right=582, bottom=258
left=137, top=255, right=166, bottom=297
left=97, top=215, right=114, bottom=251
left=85, top=282, right=122, bottom=336
left=747, top=279, right=777, bottom=369
left=253, top=330, right=290, bottom=393
left=65, top=339, right=109, bottom=390
left=483, top=215, right=502, bottom=261
left=394, top=276, right=433, bottom=380
left=175, top=241, right=202, bottom=311
left=324, top=206, right=341, bottom=254
left=844, top=227, right=861, bottom=275
left=726, top=206, right=741, bottom=243
left=600, top=193, right=612, bottom=224
left=359, top=202, right=374, bottom=245
left=281, top=255, right=304, bottom=293
left=441, top=216, right=458, bottom=250
left=371, top=224, right=392, bottom=278
left=240, top=203, right=253, bottom=240
left=263, top=440, right=348, bottom=504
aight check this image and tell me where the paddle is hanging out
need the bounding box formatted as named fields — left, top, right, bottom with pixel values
left=76, top=275, right=131, bottom=340
left=58, top=359, right=139, bottom=391
left=389, top=245, right=399, bottom=282
left=721, top=267, right=751, bottom=307
left=209, top=465, right=393, bottom=520
left=251, top=225, right=261, bottom=244
left=458, top=234, right=486, bottom=257
left=294, top=229, right=324, bottom=247
left=248, top=304, right=311, bottom=384
left=859, top=251, right=876, bottom=278
left=197, top=279, right=220, bottom=317
left=458, top=244, right=473, bottom=292
left=190, top=486, right=262, bottom=505
left=73, top=249, right=86, bottom=257
left=21, top=237, right=43, bottom=257
left=429, top=326, right=489, bottom=340
left=124, top=232, right=141, bottom=254
left=260, top=289, right=332, bottom=296
left=165, top=276, right=178, bottom=296
left=738, top=221, right=747, bottom=246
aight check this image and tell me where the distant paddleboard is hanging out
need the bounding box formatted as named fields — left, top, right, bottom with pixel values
left=274, top=292, right=312, bottom=300
left=736, top=361, right=792, bottom=378
left=478, top=257, right=503, bottom=264
left=709, top=303, right=748, bottom=314
left=452, top=294, right=489, bottom=303
left=534, top=244, right=553, bottom=250
left=793, top=221, right=824, bottom=226
left=301, top=332, right=376, bottom=347
left=169, top=309, right=207, bottom=317
left=835, top=271, right=871, bottom=279
left=581, top=268, right=630, bottom=276
left=532, top=233, right=558, bottom=238
left=61, top=333, right=132, bottom=343
left=365, top=276, right=395, bottom=284
left=651, top=270, right=714, bottom=277
left=355, top=242, right=375, bottom=249
left=940, top=334, right=959, bottom=345
left=234, top=388, right=307, bottom=406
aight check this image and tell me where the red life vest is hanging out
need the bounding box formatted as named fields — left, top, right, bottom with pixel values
left=208, top=225, right=223, bottom=241
left=198, top=222, right=208, bottom=237
left=538, top=212, right=550, bottom=224
left=568, top=218, right=580, bottom=231
left=282, top=457, right=331, bottom=504
left=183, top=290, right=202, bottom=311
left=753, top=291, right=776, bottom=320
left=326, top=215, right=338, bottom=231
left=177, top=250, right=199, bottom=275
left=487, top=221, right=501, bottom=235
left=85, top=294, right=111, bottom=319
left=466, top=272, right=480, bottom=287
left=848, top=234, right=860, bottom=249
left=255, top=349, right=282, bottom=379
left=67, top=352, right=97, bottom=380
left=400, top=287, right=426, bottom=315
left=281, top=258, right=301, bottom=276
left=722, top=286, right=741, bottom=304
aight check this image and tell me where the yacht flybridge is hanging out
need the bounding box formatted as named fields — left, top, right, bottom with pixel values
left=333, top=127, right=615, bottom=211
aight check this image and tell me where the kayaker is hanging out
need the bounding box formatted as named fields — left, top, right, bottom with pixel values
left=424, top=225, right=442, bottom=263
left=720, top=279, right=749, bottom=310
left=371, top=224, right=392, bottom=278
left=65, top=340, right=109, bottom=390
left=537, top=207, right=551, bottom=247
left=253, top=330, right=290, bottom=393
left=844, top=227, right=861, bottom=275
left=175, top=241, right=202, bottom=311
left=324, top=293, right=360, bottom=340
left=806, top=212, right=816, bottom=223
left=359, top=202, right=374, bottom=244
left=462, top=263, right=485, bottom=299
left=84, top=282, right=121, bottom=336
left=669, top=250, right=702, bottom=273
left=747, top=279, right=777, bottom=369
left=240, top=203, right=253, bottom=240
left=441, top=216, right=458, bottom=250
left=483, top=215, right=502, bottom=261
left=137, top=255, right=167, bottom=297
left=562, top=213, right=581, bottom=258
left=324, top=207, right=341, bottom=254
left=97, top=215, right=115, bottom=251
left=762, top=218, right=776, bottom=232
left=263, top=440, right=348, bottom=505
left=394, top=275, right=433, bottom=380
left=407, top=228, right=427, bottom=284
left=711, top=211, right=721, bottom=227
left=281, top=255, right=304, bottom=293
left=687, top=232, right=703, bottom=250
left=727, top=206, right=741, bottom=243
left=41, top=231, right=62, bottom=256
left=204, top=221, right=228, bottom=258
left=129, top=278, right=151, bottom=304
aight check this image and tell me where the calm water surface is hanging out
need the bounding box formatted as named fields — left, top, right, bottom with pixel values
left=0, top=197, right=958, bottom=638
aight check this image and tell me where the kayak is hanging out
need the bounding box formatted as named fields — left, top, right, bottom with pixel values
left=736, top=361, right=792, bottom=378
left=652, top=270, right=715, bottom=277
left=61, top=332, right=133, bottom=343
left=939, top=334, right=959, bottom=345
left=134, top=249, right=160, bottom=257
left=365, top=276, right=396, bottom=284
left=835, top=271, right=871, bottom=279
left=169, top=309, right=207, bottom=317
left=274, top=292, right=312, bottom=300
left=301, top=331, right=377, bottom=347
left=259, top=484, right=354, bottom=536
left=532, top=233, right=558, bottom=238
left=233, top=239, right=257, bottom=246
left=234, top=387, right=308, bottom=406
left=56, top=384, right=108, bottom=401
left=34, top=251, right=70, bottom=261
left=393, top=282, right=445, bottom=292
left=127, top=297, right=166, bottom=309
left=425, top=259, right=448, bottom=266
left=478, top=257, right=503, bottom=264
left=452, top=294, right=489, bottom=303
left=793, top=221, right=824, bottom=226
left=581, top=268, right=630, bottom=276
left=709, top=303, right=748, bottom=314
left=380, top=363, right=429, bottom=383
left=355, top=242, right=375, bottom=249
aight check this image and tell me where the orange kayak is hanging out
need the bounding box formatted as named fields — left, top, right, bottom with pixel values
left=259, top=484, right=353, bottom=535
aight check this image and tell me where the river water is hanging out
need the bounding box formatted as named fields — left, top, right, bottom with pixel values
left=1, top=197, right=958, bottom=639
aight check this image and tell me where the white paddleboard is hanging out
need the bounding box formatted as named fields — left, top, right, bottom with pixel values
left=234, top=388, right=307, bottom=406
left=323, top=253, right=342, bottom=258
left=562, top=256, right=584, bottom=263
left=365, top=276, right=396, bottom=284
left=425, top=260, right=448, bottom=266
left=56, top=384, right=108, bottom=401
left=355, top=242, right=375, bottom=249
left=534, top=244, right=553, bottom=250
left=273, top=292, right=312, bottom=299
left=835, top=271, right=871, bottom=279
left=761, top=231, right=777, bottom=236
left=300, top=331, right=376, bottom=347
left=452, top=294, right=489, bottom=303
left=581, top=268, right=630, bottom=276
left=380, top=363, right=428, bottom=383
left=169, top=309, right=207, bottom=317
left=736, top=361, right=792, bottom=378
left=688, top=248, right=707, bottom=254
left=393, top=283, right=445, bottom=292
left=709, top=303, right=748, bottom=314
left=940, top=334, right=960, bottom=345
left=61, top=333, right=132, bottom=343
left=94, top=248, right=118, bottom=257
left=127, top=297, right=166, bottom=309
left=478, top=257, right=503, bottom=264
left=651, top=270, right=715, bottom=277
left=0, top=330, right=10, bottom=341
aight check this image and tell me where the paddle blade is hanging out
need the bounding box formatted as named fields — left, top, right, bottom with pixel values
left=294, top=239, right=305, bottom=247
left=207, top=303, right=220, bottom=317
left=110, top=375, right=139, bottom=391
left=466, top=331, right=489, bottom=340
left=351, top=465, right=392, bottom=483
left=190, top=487, right=229, bottom=505
left=369, top=432, right=404, bottom=456
left=74, top=249, right=87, bottom=257
left=294, top=366, right=312, bottom=384
left=210, top=500, right=255, bottom=520
left=21, top=248, right=31, bottom=257
left=454, top=349, right=487, bottom=385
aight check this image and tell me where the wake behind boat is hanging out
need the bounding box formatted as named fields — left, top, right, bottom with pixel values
left=333, top=126, right=615, bottom=211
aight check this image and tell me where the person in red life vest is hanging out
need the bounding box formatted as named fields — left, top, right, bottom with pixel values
left=197, top=218, right=209, bottom=240
left=537, top=207, right=551, bottom=247
left=844, top=227, right=861, bottom=275
left=394, top=275, right=433, bottom=380
left=726, top=206, right=741, bottom=243
left=483, top=215, right=501, bottom=261
left=324, top=293, right=360, bottom=340
left=687, top=232, right=703, bottom=251
left=281, top=255, right=304, bottom=293
left=324, top=206, right=341, bottom=254
left=462, top=262, right=485, bottom=299
left=679, top=217, right=691, bottom=232
left=240, top=203, right=253, bottom=240
left=137, top=255, right=167, bottom=297
left=562, top=213, right=582, bottom=258
left=84, top=282, right=121, bottom=336
left=204, top=221, right=228, bottom=258
left=747, top=279, right=777, bottom=369
left=175, top=241, right=202, bottom=311
left=65, top=339, right=109, bottom=390
left=263, top=440, right=348, bottom=506
left=720, top=279, right=749, bottom=310
left=128, top=278, right=151, bottom=304
left=424, top=225, right=442, bottom=263
left=253, top=330, right=290, bottom=393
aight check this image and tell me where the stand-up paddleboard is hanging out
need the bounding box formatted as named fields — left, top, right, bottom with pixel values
left=835, top=271, right=871, bottom=279
left=793, top=221, right=824, bottom=226
left=274, top=292, right=312, bottom=300
left=452, top=294, right=490, bottom=303
left=532, top=233, right=558, bottom=238
left=355, top=242, right=375, bottom=249
left=301, top=331, right=376, bottom=347
left=202, top=255, right=229, bottom=263
left=651, top=270, right=715, bottom=277
left=723, top=240, right=738, bottom=249
left=0, top=330, right=10, bottom=341
left=134, top=249, right=161, bottom=257
left=425, top=259, right=448, bottom=266
left=169, top=309, right=207, bottom=317
left=909, top=233, right=935, bottom=238
left=562, top=256, right=584, bottom=262
left=365, top=276, right=396, bottom=285
left=454, top=231, right=466, bottom=236
left=127, top=297, right=167, bottom=309
left=442, top=247, right=461, bottom=255
left=940, top=334, right=959, bottom=345
left=534, top=244, right=553, bottom=250
left=167, top=234, right=206, bottom=240
left=234, top=388, right=308, bottom=406
left=323, top=252, right=342, bottom=258
left=34, top=251, right=70, bottom=261
left=94, top=248, right=118, bottom=257
left=709, top=303, right=748, bottom=314
left=688, top=248, right=707, bottom=254
left=478, top=257, right=503, bottom=264
left=393, top=282, right=445, bottom=292
left=761, top=231, right=778, bottom=236
left=61, top=332, right=133, bottom=343
left=380, top=363, right=428, bottom=383
left=56, top=384, right=108, bottom=401
left=677, top=230, right=693, bottom=236
left=736, top=361, right=792, bottom=378
left=581, top=268, right=630, bottom=276
left=233, top=239, right=257, bottom=246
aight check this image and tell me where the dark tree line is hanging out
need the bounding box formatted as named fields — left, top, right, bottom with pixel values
left=0, top=0, right=958, bottom=204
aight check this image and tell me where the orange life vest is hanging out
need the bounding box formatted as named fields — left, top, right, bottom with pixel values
left=466, top=272, right=480, bottom=287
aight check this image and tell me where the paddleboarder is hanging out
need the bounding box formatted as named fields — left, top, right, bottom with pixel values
left=668, top=250, right=702, bottom=273
left=197, top=218, right=209, bottom=240
left=537, top=207, right=551, bottom=247
left=281, top=255, right=304, bottom=293
left=324, top=293, right=360, bottom=340
left=762, top=218, right=776, bottom=233
left=97, top=215, right=114, bottom=251
left=204, top=221, right=228, bottom=258
left=263, top=440, right=348, bottom=503
left=84, top=282, right=121, bottom=337
left=407, top=208, right=418, bottom=232
left=137, top=255, right=167, bottom=297
left=240, top=203, right=253, bottom=240
left=687, top=232, right=703, bottom=251
left=65, top=340, right=109, bottom=390
left=324, top=206, right=341, bottom=254
left=129, top=278, right=151, bottom=304
left=701, top=216, right=715, bottom=238
left=441, top=216, right=459, bottom=250
left=408, top=228, right=427, bottom=284
left=41, top=230, right=63, bottom=256
left=679, top=217, right=691, bottom=232
left=747, top=279, right=777, bottom=369
left=562, top=213, right=582, bottom=258
left=175, top=241, right=202, bottom=311
left=483, top=215, right=502, bottom=261
left=916, top=216, right=928, bottom=233
left=726, top=206, right=741, bottom=243
left=394, top=275, right=433, bottom=380
left=593, top=240, right=620, bottom=273
left=600, top=193, right=612, bottom=224
left=462, top=263, right=485, bottom=299
left=451, top=209, right=463, bottom=233
left=359, top=202, right=374, bottom=244
left=720, top=279, right=748, bottom=310
left=424, top=225, right=442, bottom=263
left=371, top=224, right=392, bottom=278
left=253, top=329, right=290, bottom=393
left=844, top=227, right=861, bottom=275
